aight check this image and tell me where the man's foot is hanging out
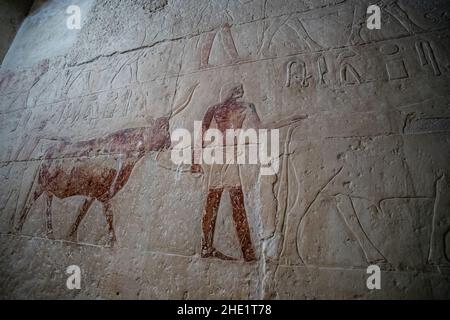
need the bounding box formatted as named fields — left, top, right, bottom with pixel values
left=202, top=247, right=236, bottom=261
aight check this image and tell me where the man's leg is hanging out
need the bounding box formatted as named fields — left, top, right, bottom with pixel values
left=229, top=186, right=256, bottom=262
left=201, top=187, right=235, bottom=260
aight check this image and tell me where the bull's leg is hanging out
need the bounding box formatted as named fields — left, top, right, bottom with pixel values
left=103, top=202, right=116, bottom=247
left=335, top=194, right=386, bottom=264
left=45, top=193, right=54, bottom=239
left=347, top=3, right=365, bottom=45
left=68, top=197, right=94, bottom=241
left=200, top=30, right=217, bottom=68
left=428, top=174, right=450, bottom=265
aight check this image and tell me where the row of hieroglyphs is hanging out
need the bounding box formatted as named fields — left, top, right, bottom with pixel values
left=0, top=29, right=448, bottom=130
left=0, top=37, right=449, bottom=163
left=1, top=0, right=450, bottom=107
left=68, top=0, right=449, bottom=67
left=2, top=33, right=449, bottom=109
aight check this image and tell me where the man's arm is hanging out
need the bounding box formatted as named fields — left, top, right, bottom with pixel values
left=245, top=102, right=307, bottom=130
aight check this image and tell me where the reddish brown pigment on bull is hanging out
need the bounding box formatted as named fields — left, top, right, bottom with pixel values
left=16, top=116, right=171, bottom=245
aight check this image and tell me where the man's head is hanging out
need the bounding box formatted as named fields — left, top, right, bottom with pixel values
left=220, top=83, right=244, bottom=102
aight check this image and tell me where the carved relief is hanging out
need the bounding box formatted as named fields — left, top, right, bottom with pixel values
left=335, top=194, right=386, bottom=264
left=415, top=40, right=441, bottom=76
left=12, top=84, right=198, bottom=245
left=1, top=0, right=450, bottom=300
left=380, top=0, right=423, bottom=35
left=380, top=44, right=409, bottom=80
left=199, top=23, right=242, bottom=69
left=293, top=169, right=450, bottom=268
left=193, top=84, right=258, bottom=262
left=259, top=14, right=321, bottom=56
left=14, top=117, right=171, bottom=244
left=316, top=54, right=329, bottom=86
left=338, top=50, right=362, bottom=85
left=348, top=0, right=423, bottom=45
left=285, top=59, right=312, bottom=88
left=194, top=83, right=306, bottom=262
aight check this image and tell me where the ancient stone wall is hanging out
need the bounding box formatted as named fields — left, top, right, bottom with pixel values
left=0, top=0, right=33, bottom=63
left=0, top=0, right=450, bottom=299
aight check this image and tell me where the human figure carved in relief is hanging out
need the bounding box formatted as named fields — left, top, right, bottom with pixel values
left=192, top=83, right=306, bottom=262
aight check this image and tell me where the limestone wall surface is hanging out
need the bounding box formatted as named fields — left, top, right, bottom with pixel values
left=0, top=0, right=450, bottom=299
